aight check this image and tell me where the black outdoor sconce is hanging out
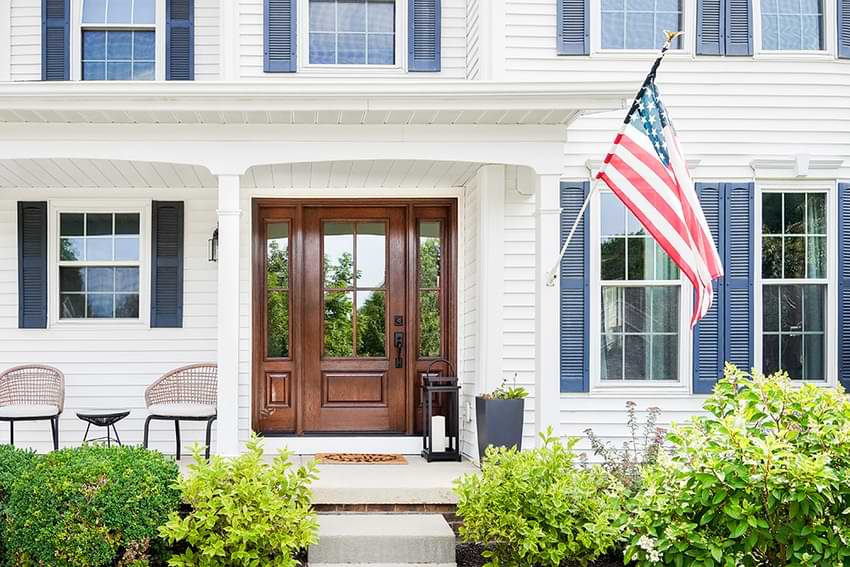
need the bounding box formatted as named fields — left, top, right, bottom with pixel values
left=208, top=226, right=219, bottom=262
left=421, top=359, right=462, bottom=462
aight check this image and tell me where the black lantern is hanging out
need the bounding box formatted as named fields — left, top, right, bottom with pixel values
left=421, top=359, right=461, bottom=462
left=208, top=226, right=219, bottom=262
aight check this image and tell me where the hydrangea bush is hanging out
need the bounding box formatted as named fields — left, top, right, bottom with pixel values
left=625, top=364, right=850, bottom=566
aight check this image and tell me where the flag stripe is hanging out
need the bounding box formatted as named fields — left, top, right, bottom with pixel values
left=597, top=82, right=723, bottom=327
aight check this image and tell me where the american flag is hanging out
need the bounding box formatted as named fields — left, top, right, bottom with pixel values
left=596, top=81, right=723, bottom=327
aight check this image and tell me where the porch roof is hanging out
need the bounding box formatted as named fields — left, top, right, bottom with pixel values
left=0, top=80, right=631, bottom=126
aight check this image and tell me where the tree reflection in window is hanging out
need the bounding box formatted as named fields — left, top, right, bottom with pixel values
left=419, top=221, right=442, bottom=358
left=323, top=222, right=387, bottom=358
left=267, top=222, right=290, bottom=358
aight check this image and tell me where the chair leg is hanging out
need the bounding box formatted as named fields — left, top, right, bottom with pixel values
left=204, top=416, right=216, bottom=461
left=143, top=416, right=153, bottom=449
left=9, top=421, right=13, bottom=446
left=174, top=420, right=181, bottom=461
left=51, top=417, right=59, bottom=451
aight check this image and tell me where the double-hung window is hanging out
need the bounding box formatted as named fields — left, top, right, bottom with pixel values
left=759, top=0, right=824, bottom=51
left=308, top=0, right=397, bottom=65
left=81, top=0, right=157, bottom=80
left=597, top=191, right=682, bottom=382
left=58, top=212, right=142, bottom=320
left=600, top=0, right=683, bottom=50
left=760, top=190, right=828, bottom=380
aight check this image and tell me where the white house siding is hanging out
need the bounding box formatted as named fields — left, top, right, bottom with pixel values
left=237, top=0, right=468, bottom=78
left=500, top=0, right=850, bottom=456
left=0, top=189, right=219, bottom=453
left=502, top=169, right=539, bottom=449
left=461, top=174, right=479, bottom=459
left=9, top=0, right=40, bottom=82
left=194, top=0, right=221, bottom=81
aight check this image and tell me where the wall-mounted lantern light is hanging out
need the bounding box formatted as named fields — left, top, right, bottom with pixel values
left=208, top=226, right=219, bottom=263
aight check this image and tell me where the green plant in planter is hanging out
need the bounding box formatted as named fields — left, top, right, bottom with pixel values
left=3, top=445, right=179, bottom=567
left=160, top=434, right=318, bottom=567
left=480, top=375, right=529, bottom=400
left=625, top=364, right=850, bottom=566
left=455, top=429, right=625, bottom=566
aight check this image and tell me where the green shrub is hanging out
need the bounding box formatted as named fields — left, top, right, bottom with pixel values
left=625, top=364, right=850, bottom=566
left=3, top=444, right=180, bottom=567
left=454, top=429, right=625, bottom=566
left=0, top=445, right=38, bottom=563
left=585, top=401, right=665, bottom=494
left=160, top=435, right=318, bottom=567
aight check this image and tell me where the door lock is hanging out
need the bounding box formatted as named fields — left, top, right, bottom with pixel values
left=394, top=332, right=404, bottom=368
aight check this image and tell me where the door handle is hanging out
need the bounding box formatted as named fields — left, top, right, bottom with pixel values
left=394, top=332, right=404, bottom=368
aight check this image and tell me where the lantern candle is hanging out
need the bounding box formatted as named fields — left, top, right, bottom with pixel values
left=431, top=415, right=447, bottom=452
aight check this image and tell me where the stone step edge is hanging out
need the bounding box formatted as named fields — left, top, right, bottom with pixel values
left=310, top=563, right=456, bottom=567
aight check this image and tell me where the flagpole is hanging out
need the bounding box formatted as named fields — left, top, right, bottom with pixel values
left=545, top=30, right=683, bottom=288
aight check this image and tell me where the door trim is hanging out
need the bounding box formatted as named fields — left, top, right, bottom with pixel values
left=251, top=198, right=458, bottom=436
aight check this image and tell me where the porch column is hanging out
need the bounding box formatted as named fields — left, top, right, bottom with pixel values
left=535, top=174, right=561, bottom=444
left=216, top=174, right=241, bottom=456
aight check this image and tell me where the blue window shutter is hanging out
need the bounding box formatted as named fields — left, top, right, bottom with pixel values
left=840, top=0, right=850, bottom=59
left=166, top=0, right=194, bottom=80
left=18, top=202, right=48, bottom=329
left=725, top=0, right=753, bottom=55
left=41, top=0, right=69, bottom=80
left=560, top=182, right=590, bottom=392
left=151, top=202, right=185, bottom=328
left=723, top=182, right=754, bottom=371
left=838, top=183, right=850, bottom=390
left=408, top=0, right=441, bottom=71
left=693, top=183, right=724, bottom=393
left=265, top=0, right=297, bottom=72
left=557, top=0, right=589, bottom=55
left=696, top=0, right=724, bottom=55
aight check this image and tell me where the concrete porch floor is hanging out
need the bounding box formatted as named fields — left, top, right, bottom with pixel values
left=178, top=455, right=479, bottom=505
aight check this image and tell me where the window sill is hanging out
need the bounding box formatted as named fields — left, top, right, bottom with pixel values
left=590, top=49, right=692, bottom=59
left=298, top=64, right=406, bottom=76
left=562, top=382, right=692, bottom=397
left=50, top=319, right=149, bottom=330
left=753, top=50, right=835, bottom=61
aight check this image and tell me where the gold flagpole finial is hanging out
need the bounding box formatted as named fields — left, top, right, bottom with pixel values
left=664, top=30, right=684, bottom=43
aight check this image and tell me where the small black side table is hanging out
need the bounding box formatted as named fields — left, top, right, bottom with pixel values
left=77, top=409, right=130, bottom=447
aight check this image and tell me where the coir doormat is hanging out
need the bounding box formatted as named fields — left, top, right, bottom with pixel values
left=314, top=453, right=408, bottom=465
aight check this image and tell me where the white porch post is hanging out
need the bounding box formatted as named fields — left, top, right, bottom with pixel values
left=535, top=174, right=561, bottom=444
left=216, top=174, right=241, bottom=456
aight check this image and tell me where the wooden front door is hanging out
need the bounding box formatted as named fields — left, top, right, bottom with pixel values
left=253, top=200, right=456, bottom=435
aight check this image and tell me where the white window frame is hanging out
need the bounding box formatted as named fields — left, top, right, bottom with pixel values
left=70, top=0, right=166, bottom=81
left=753, top=181, right=837, bottom=386
left=589, top=0, right=695, bottom=56
left=753, top=0, right=834, bottom=58
left=297, top=0, right=406, bottom=73
left=48, top=200, right=151, bottom=328
left=587, top=187, right=693, bottom=395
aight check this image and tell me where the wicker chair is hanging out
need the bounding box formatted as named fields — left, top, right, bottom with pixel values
left=143, top=363, right=217, bottom=460
left=0, top=365, right=64, bottom=450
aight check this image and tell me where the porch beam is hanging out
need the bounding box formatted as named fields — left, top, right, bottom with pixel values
left=216, top=174, right=241, bottom=456
left=535, top=174, right=562, bottom=443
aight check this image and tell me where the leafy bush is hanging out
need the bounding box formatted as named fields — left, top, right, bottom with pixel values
left=625, top=364, right=850, bottom=566
left=455, top=429, right=625, bottom=566
left=585, top=401, right=666, bottom=494
left=4, top=444, right=180, bottom=567
left=160, top=435, right=318, bottom=567
left=0, top=445, right=38, bottom=563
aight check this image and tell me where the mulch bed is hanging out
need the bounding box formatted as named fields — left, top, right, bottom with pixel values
left=455, top=542, right=628, bottom=567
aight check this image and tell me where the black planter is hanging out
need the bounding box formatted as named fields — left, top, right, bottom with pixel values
left=475, top=397, right=524, bottom=462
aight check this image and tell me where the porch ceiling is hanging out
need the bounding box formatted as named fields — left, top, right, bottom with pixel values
left=0, top=81, right=632, bottom=126
left=0, top=158, right=482, bottom=189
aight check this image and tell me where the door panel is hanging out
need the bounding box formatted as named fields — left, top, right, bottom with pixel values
left=303, top=206, right=407, bottom=432
left=253, top=200, right=456, bottom=435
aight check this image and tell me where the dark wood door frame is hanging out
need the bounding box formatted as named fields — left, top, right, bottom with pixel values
left=252, top=198, right=458, bottom=436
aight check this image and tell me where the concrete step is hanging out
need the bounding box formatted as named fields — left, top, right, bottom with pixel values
left=309, top=514, right=456, bottom=566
